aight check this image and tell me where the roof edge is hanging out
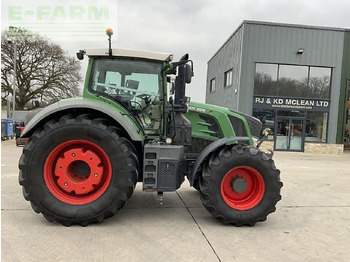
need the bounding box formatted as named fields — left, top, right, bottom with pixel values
left=208, top=20, right=350, bottom=64
left=243, top=20, right=350, bottom=32
left=85, top=48, right=173, bottom=62
left=208, top=21, right=245, bottom=63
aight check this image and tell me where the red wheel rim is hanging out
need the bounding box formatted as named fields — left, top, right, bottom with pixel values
left=44, top=140, right=112, bottom=205
left=221, top=166, right=265, bottom=210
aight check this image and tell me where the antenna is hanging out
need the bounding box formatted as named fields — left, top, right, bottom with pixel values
left=106, top=28, right=113, bottom=56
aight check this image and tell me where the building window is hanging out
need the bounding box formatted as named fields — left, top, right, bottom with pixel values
left=253, top=63, right=332, bottom=144
left=308, top=67, right=331, bottom=98
left=254, top=63, right=332, bottom=99
left=278, top=65, right=308, bottom=97
left=210, top=78, right=216, bottom=92
left=305, top=112, right=328, bottom=142
left=254, top=64, right=278, bottom=96
left=224, top=69, right=233, bottom=87
left=253, top=109, right=275, bottom=140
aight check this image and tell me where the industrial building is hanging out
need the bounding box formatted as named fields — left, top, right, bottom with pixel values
left=206, top=20, right=350, bottom=153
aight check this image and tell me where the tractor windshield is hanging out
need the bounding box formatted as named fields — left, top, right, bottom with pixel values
left=89, top=58, right=163, bottom=135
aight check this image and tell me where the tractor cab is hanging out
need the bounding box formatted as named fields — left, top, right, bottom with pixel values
left=84, top=50, right=170, bottom=135
left=78, top=43, right=193, bottom=141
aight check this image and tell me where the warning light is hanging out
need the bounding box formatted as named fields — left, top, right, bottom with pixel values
left=106, top=28, right=113, bottom=36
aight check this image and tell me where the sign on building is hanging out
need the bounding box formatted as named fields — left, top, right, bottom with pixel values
left=253, top=96, right=331, bottom=112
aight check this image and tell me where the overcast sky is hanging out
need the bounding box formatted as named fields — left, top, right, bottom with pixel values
left=2, top=0, right=350, bottom=102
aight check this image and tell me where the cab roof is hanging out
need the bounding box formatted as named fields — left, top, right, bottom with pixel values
left=85, top=48, right=173, bottom=62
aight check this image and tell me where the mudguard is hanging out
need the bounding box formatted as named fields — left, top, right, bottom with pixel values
left=21, top=98, right=142, bottom=141
left=189, top=136, right=250, bottom=186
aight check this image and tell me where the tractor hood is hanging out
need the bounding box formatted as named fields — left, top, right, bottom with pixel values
left=188, top=101, right=258, bottom=120
left=187, top=101, right=262, bottom=138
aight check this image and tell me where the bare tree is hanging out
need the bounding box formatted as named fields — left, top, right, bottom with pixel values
left=254, top=72, right=277, bottom=95
left=308, top=76, right=330, bottom=98
left=1, top=30, right=81, bottom=110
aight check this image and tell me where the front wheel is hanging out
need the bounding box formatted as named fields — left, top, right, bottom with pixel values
left=19, top=114, right=139, bottom=226
left=199, top=145, right=282, bottom=226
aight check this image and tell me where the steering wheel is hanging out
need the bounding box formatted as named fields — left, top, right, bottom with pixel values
left=136, top=94, right=152, bottom=100
left=136, top=94, right=154, bottom=105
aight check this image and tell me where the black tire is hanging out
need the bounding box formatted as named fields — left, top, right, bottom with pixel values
left=18, top=114, right=138, bottom=226
left=199, top=145, right=282, bottom=226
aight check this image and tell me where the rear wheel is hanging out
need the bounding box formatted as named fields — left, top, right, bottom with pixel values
left=199, top=145, right=282, bottom=226
left=44, top=139, right=112, bottom=205
left=19, top=114, right=138, bottom=226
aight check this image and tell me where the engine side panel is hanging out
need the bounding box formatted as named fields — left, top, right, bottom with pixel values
left=185, top=101, right=255, bottom=149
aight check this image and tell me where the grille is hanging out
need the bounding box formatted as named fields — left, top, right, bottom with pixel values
left=160, top=162, right=175, bottom=177
left=228, top=116, right=247, bottom=137
left=229, top=110, right=262, bottom=137
left=199, top=114, right=223, bottom=138
left=245, top=115, right=262, bottom=137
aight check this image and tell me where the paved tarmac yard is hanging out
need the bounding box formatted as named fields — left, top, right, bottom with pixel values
left=1, top=139, right=350, bottom=262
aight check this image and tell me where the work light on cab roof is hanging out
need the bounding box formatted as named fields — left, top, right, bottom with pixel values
left=76, top=28, right=114, bottom=60
left=106, top=28, right=113, bottom=56
left=106, top=28, right=113, bottom=36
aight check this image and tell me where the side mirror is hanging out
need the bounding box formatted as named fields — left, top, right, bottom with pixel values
left=185, top=64, right=193, bottom=84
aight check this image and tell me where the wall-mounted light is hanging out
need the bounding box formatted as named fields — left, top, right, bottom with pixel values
left=297, top=48, right=305, bottom=55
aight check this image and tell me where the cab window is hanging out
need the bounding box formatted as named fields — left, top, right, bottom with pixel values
left=90, top=58, right=163, bottom=135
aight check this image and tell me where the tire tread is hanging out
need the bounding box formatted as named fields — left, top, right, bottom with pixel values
left=199, top=145, right=283, bottom=226
left=19, top=114, right=138, bottom=226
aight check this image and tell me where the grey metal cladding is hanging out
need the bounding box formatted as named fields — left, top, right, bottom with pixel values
left=21, top=98, right=142, bottom=141
left=206, top=24, right=244, bottom=111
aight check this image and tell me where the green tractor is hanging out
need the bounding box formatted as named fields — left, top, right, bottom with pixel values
left=19, top=29, right=282, bottom=226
